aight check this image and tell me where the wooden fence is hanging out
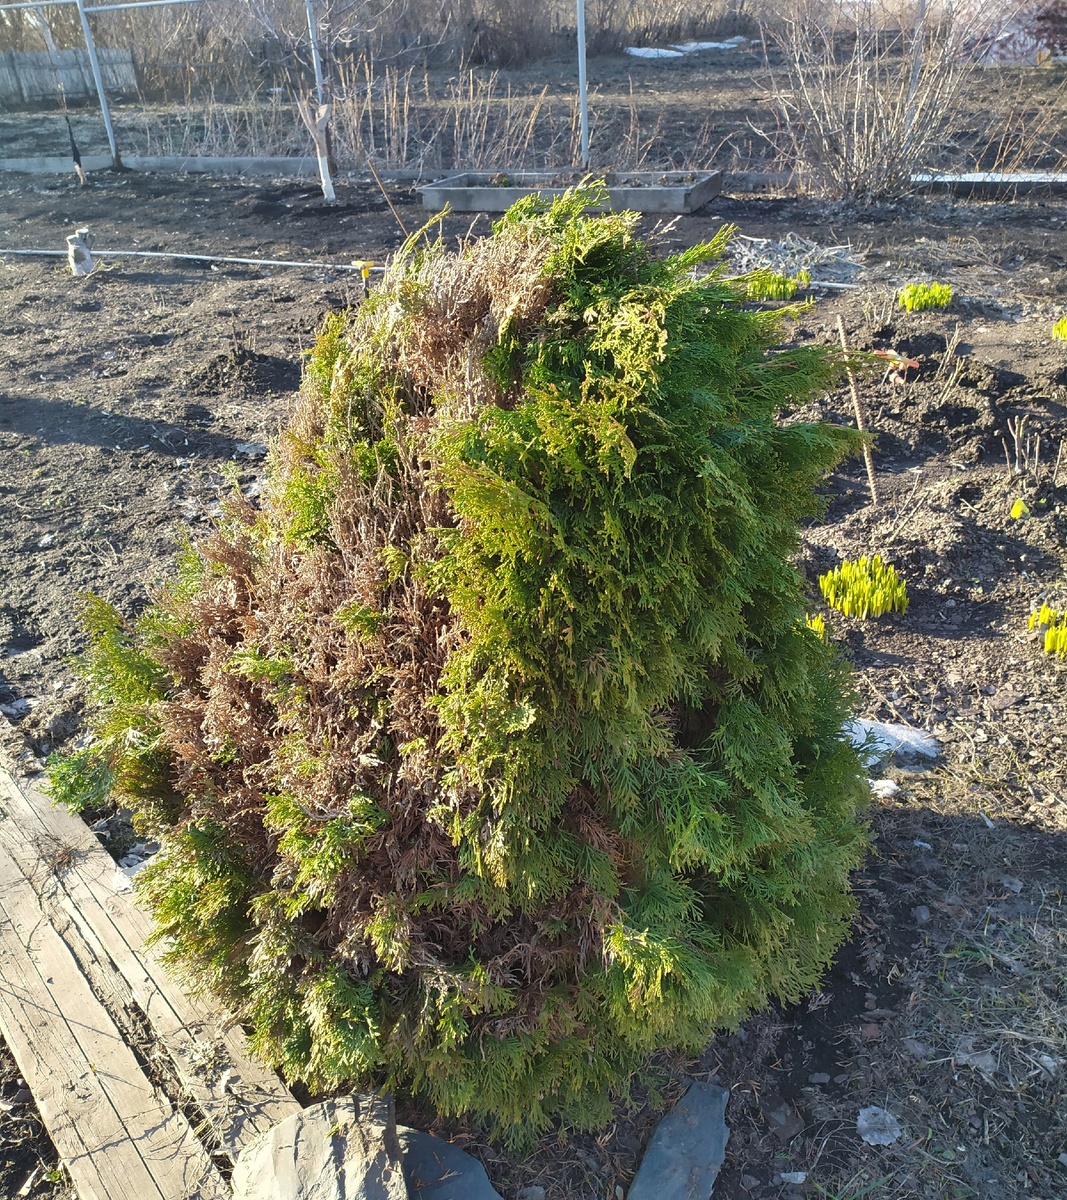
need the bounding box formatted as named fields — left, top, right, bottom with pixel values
left=0, top=47, right=136, bottom=106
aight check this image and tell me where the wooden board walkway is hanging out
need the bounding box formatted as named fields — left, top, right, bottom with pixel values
left=0, top=763, right=302, bottom=1199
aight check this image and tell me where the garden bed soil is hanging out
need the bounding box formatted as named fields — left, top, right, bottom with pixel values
left=1, top=169, right=1066, bottom=1200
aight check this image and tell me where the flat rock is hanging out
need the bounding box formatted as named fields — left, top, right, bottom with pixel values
left=231, top=1095, right=408, bottom=1200
left=628, top=1081, right=730, bottom=1200
left=396, top=1126, right=502, bottom=1200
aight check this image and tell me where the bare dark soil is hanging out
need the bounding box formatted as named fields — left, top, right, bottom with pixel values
left=1, top=169, right=1066, bottom=1200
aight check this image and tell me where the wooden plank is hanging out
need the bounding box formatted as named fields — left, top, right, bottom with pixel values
left=0, top=844, right=228, bottom=1200
left=0, top=767, right=301, bottom=1162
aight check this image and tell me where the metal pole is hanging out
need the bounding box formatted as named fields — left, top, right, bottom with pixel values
left=305, top=0, right=326, bottom=107
left=576, top=0, right=589, bottom=169
left=73, top=0, right=120, bottom=168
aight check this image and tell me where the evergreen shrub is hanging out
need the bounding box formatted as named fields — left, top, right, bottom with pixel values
left=51, top=190, right=870, bottom=1141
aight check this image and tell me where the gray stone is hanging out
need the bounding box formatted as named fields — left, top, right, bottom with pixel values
left=396, top=1126, right=502, bottom=1200
left=628, top=1081, right=730, bottom=1200
left=231, top=1095, right=408, bottom=1200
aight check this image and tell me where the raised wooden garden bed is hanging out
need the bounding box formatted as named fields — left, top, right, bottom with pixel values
left=417, top=170, right=722, bottom=213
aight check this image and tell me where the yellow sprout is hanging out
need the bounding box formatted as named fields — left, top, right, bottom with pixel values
left=806, top=613, right=828, bottom=640
left=1029, top=603, right=1067, bottom=659
left=1053, top=317, right=1067, bottom=342
left=819, top=556, right=909, bottom=619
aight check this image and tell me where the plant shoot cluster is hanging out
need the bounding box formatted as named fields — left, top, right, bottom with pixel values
left=1030, top=604, right=1067, bottom=658
left=898, top=282, right=953, bottom=312
left=820, top=555, right=909, bottom=619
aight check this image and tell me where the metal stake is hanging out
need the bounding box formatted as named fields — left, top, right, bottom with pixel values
left=73, top=0, right=120, bottom=168
left=576, top=0, right=589, bottom=169
left=305, top=0, right=326, bottom=107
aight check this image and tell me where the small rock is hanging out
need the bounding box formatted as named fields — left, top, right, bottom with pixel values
left=779, top=1171, right=808, bottom=1185
left=762, top=1094, right=805, bottom=1142
left=37, top=533, right=55, bottom=548
left=999, top=875, right=1023, bottom=895
left=740, top=1175, right=761, bottom=1191
left=913, top=839, right=933, bottom=851
left=902, top=1037, right=931, bottom=1060
left=808, top=1072, right=831, bottom=1085
left=628, top=1081, right=730, bottom=1200
left=232, top=1095, right=407, bottom=1200
left=235, top=441, right=268, bottom=458
left=857, top=1106, right=902, bottom=1146
left=912, top=905, right=931, bottom=924
left=0, top=698, right=32, bottom=719
left=1058, top=1151, right=1067, bottom=1168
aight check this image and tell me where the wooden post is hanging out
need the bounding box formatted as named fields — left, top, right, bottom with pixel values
left=837, top=315, right=879, bottom=506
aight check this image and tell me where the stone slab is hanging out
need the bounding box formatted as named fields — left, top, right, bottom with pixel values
left=231, top=1096, right=408, bottom=1200
left=628, top=1081, right=730, bottom=1200
left=397, top=1126, right=502, bottom=1200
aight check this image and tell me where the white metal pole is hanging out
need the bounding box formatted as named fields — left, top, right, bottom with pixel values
left=305, top=0, right=326, bottom=107
left=73, top=0, right=120, bottom=167
left=576, top=0, right=589, bottom=170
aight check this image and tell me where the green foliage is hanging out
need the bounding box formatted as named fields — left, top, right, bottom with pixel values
left=1029, top=603, right=1067, bottom=658
left=1053, top=316, right=1067, bottom=342
left=898, top=281, right=953, bottom=312
left=55, top=189, right=869, bottom=1142
left=46, top=594, right=177, bottom=821
left=819, top=555, right=909, bottom=619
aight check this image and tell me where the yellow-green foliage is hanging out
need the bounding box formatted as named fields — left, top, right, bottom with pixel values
left=744, top=269, right=811, bottom=301
left=1053, top=316, right=1067, bottom=342
left=806, top=612, right=828, bottom=640
left=1029, top=603, right=1067, bottom=658
left=898, top=281, right=953, bottom=312
left=820, top=555, right=909, bottom=618
left=50, top=189, right=869, bottom=1143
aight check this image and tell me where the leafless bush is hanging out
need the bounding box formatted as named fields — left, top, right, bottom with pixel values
left=757, top=1, right=1027, bottom=203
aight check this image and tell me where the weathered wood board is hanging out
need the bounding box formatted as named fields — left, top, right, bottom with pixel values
left=0, top=764, right=302, bottom=1195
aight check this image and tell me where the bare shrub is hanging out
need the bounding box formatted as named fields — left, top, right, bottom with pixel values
left=757, top=1, right=1023, bottom=203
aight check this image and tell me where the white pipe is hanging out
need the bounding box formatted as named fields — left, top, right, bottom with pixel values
left=576, top=0, right=589, bottom=170
left=0, top=247, right=385, bottom=273
left=0, top=0, right=200, bottom=9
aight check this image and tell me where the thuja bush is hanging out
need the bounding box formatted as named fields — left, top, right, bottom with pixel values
left=52, top=190, right=869, bottom=1140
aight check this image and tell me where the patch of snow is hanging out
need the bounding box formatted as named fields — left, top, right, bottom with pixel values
left=625, top=46, right=685, bottom=58
left=844, top=718, right=940, bottom=766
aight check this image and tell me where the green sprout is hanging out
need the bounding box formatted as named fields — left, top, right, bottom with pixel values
left=898, top=282, right=953, bottom=312
left=743, top=269, right=811, bottom=301
left=1053, top=316, right=1067, bottom=341
left=819, top=555, right=909, bottom=619
left=1029, top=603, right=1067, bottom=658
